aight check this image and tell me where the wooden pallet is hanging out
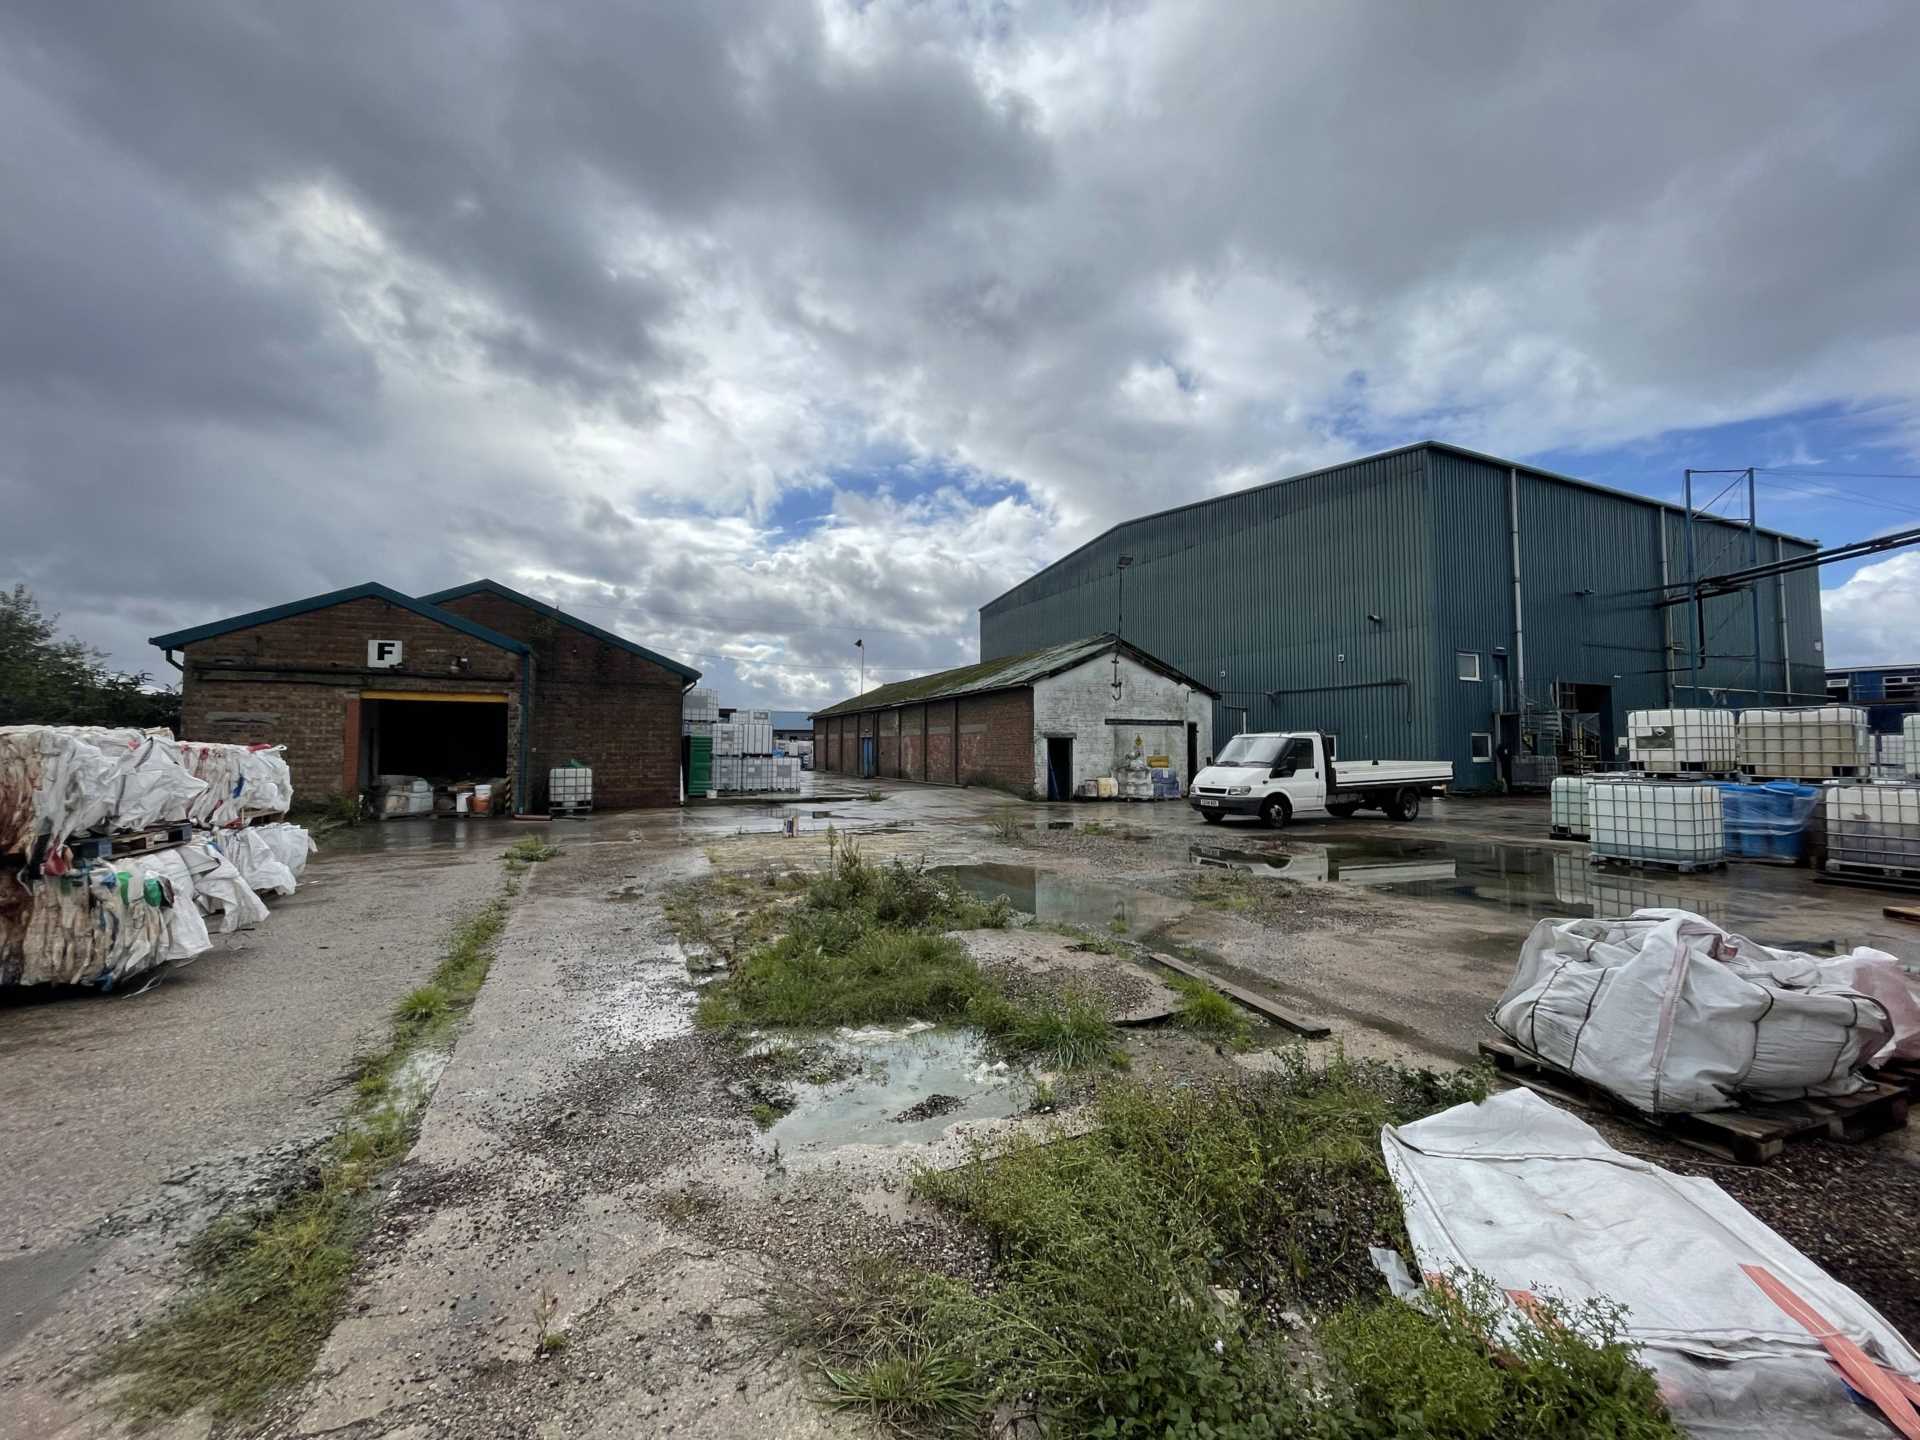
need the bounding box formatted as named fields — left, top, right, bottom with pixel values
left=1885, top=904, right=1920, bottom=924
left=1870, top=1058, right=1920, bottom=1099
left=1479, top=1036, right=1909, bottom=1165
left=1548, top=826, right=1588, bottom=840
left=1818, top=862, right=1920, bottom=894
left=1590, top=853, right=1726, bottom=875
left=33, top=822, right=195, bottom=873
left=548, top=803, right=592, bottom=819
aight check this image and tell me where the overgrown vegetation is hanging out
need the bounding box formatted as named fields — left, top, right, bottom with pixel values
left=988, top=808, right=1027, bottom=844
left=773, top=1052, right=1674, bottom=1439
left=1167, top=975, right=1253, bottom=1048
left=101, top=896, right=512, bottom=1425
left=0, top=583, right=181, bottom=729
left=688, top=844, right=1125, bottom=1070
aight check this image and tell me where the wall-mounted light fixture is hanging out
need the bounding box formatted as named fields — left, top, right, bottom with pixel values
left=1366, top=613, right=1382, bottom=624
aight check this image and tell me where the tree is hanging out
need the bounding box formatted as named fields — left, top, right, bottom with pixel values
left=0, top=584, right=182, bottom=731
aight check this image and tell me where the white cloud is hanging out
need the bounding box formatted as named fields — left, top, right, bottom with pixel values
left=4, top=1, right=1920, bottom=708
left=1820, top=553, right=1920, bottom=666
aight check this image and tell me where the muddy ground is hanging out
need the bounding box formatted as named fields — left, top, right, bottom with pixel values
left=3, top=782, right=1916, bottom=1435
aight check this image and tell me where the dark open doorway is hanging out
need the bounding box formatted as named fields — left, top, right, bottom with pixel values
left=1045, top=737, right=1073, bottom=800
left=363, top=697, right=508, bottom=783
left=1186, top=723, right=1199, bottom=785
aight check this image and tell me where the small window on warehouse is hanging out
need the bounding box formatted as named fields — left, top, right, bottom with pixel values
left=1470, top=733, right=1493, bottom=763
left=1456, top=651, right=1482, bottom=682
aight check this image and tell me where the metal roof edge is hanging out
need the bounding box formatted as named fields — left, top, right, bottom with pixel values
left=979, top=440, right=1821, bottom=614
left=419, top=579, right=702, bottom=682
left=149, top=581, right=531, bottom=656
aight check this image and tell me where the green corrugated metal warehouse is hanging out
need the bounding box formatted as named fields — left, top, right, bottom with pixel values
left=979, top=442, right=1826, bottom=793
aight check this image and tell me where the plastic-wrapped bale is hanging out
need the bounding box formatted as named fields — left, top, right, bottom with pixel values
left=1715, top=780, right=1820, bottom=862
left=0, top=726, right=207, bottom=855
left=1736, top=705, right=1870, bottom=780
left=1492, top=909, right=1896, bottom=1113
left=178, top=743, right=293, bottom=827
left=254, top=822, right=316, bottom=881
left=1824, top=782, right=1920, bottom=877
left=207, top=827, right=299, bottom=896
left=140, top=840, right=270, bottom=934
left=1589, top=780, right=1723, bottom=865
left=1907, top=714, right=1920, bottom=780
left=0, top=862, right=178, bottom=988
left=1626, top=708, right=1737, bottom=773
left=1548, top=776, right=1589, bottom=837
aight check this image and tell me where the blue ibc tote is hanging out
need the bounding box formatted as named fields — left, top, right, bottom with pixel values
left=1715, top=780, right=1820, bottom=862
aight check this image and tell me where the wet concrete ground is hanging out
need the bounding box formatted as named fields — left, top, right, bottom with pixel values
left=3, top=781, right=1914, bottom=1436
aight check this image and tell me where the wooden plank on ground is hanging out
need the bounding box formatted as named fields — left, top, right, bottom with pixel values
left=1884, top=905, right=1920, bottom=924
left=1143, top=951, right=1331, bottom=1039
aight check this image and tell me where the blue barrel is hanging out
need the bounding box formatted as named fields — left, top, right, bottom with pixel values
left=1716, top=780, right=1819, bottom=862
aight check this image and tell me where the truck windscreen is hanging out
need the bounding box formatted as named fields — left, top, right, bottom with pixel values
left=1215, top=735, right=1285, bottom=767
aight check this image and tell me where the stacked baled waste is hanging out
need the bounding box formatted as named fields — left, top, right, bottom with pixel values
left=178, top=742, right=294, bottom=827
left=0, top=726, right=311, bottom=990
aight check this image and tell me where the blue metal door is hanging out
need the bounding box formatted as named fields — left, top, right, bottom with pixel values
left=860, top=736, right=876, bottom=778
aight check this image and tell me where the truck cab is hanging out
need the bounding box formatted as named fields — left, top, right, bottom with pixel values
left=1188, top=731, right=1451, bottom=828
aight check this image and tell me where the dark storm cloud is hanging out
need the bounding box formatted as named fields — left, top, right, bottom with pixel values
left=3, top=0, right=1919, bottom=697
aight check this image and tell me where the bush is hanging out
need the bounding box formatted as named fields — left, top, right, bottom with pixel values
left=1320, top=1277, right=1680, bottom=1439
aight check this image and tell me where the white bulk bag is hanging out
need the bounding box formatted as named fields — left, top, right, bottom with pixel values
left=1382, top=1089, right=1920, bottom=1440
left=1492, top=909, right=1893, bottom=1113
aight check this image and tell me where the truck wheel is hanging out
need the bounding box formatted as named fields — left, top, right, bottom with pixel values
left=1200, top=810, right=1226, bottom=824
left=1384, top=789, right=1422, bottom=821
left=1260, top=795, right=1291, bottom=829
left=1326, top=801, right=1360, bottom=819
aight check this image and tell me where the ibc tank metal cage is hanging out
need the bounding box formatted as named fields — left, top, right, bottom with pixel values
left=1589, top=781, right=1725, bottom=869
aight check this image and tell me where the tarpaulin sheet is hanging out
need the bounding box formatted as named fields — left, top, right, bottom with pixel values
left=1383, top=1089, right=1920, bottom=1439
left=1493, top=909, right=1895, bottom=1113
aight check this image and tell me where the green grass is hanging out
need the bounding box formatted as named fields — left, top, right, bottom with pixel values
left=505, top=835, right=560, bottom=865
left=1167, top=975, right=1252, bottom=1048
left=771, top=1052, right=1672, bottom=1439
left=750, top=1102, right=785, bottom=1130
left=689, top=847, right=1125, bottom=1069
left=965, top=988, right=1125, bottom=1070
left=100, top=894, right=512, bottom=1425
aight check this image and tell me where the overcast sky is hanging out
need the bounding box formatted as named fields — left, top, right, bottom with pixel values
left=5, top=1, right=1920, bottom=707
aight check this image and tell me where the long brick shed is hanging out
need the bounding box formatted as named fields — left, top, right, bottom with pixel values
left=812, top=635, right=1216, bottom=800
left=151, top=579, right=699, bottom=810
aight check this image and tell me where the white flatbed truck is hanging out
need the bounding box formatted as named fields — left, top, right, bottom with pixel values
left=1189, top=731, right=1452, bottom=827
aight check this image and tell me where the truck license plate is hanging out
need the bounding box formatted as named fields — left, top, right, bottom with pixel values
left=1198, top=798, right=1219, bottom=807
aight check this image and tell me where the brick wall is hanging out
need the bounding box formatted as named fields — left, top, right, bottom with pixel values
left=178, top=597, right=521, bottom=802
left=926, top=699, right=956, bottom=783
left=434, top=592, right=686, bottom=807
left=956, top=689, right=1036, bottom=794
left=898, top=702, right=926, bottom=780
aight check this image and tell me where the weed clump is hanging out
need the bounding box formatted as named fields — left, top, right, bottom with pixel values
left=693, top=845, right=1129, bottom=1070
left=774, top=1053, right=1669, bottom=1439
left=1168, top=975, right=1252, bottom=1048
left=505, top=835, right=559, bottom=866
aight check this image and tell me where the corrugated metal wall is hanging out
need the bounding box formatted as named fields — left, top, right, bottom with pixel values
left=981, top=448, right=1438, bottom=759
left=983, top=443, right=1825, bottom=792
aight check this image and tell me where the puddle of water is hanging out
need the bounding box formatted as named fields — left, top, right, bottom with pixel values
left=931, top=863, right=1183, bottom=932
left=760, top=1024, right=1021, bottom=1151
left=1187, top=837, right=1818, bottom=931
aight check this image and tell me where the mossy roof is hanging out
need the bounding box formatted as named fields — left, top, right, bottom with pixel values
left=809, top=634, right=1215, bottom=719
